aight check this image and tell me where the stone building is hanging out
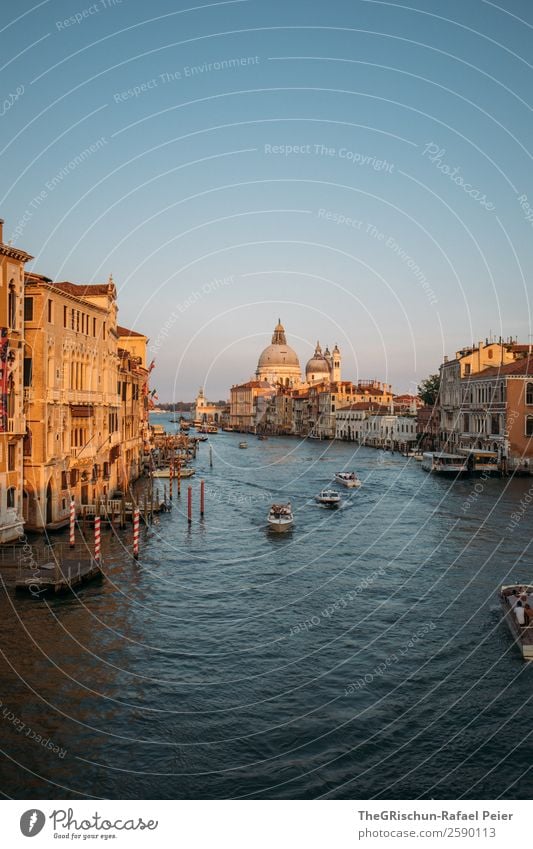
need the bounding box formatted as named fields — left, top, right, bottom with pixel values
left=0, top=220, right=32, bottom=541
left=22, top=274, right=145, bottom=530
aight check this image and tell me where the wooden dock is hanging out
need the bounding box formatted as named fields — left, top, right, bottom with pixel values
left=14, top=543, right=103, bottom=594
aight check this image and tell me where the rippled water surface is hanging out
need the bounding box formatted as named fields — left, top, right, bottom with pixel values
left=1, top=421, right=532, bottom=799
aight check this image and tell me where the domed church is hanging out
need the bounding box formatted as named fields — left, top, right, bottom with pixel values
left=255, top=319, right=303, bottom=387
left=306, top=341, right=341, bottom=385
left=254, top=320, right=341, bottom=388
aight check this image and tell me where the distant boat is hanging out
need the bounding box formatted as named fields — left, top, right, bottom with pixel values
left=267, top=502, right=294, bottom=532
left=335, top=472, right=361, bottom=488
left=500, top=585, right=533, bottom=660
left=315, top=489, right=341, bottom=507
left=239, top=441, right=248, bottom=449
left=257, top=435, right=268, bottom=441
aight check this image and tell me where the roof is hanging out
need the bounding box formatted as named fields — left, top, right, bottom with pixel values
left=469, top=356, right=533, bottom=379
left=54, top=282, right=115, bottom=298
left=232, top=380, right=272, bottom=390
left=337, top=402, right=390, bottom=412
left=117, top=325, right=146, bottom=338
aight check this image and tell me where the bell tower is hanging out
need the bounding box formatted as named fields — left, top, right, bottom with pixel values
left=332, top=344, right=341, bottom=382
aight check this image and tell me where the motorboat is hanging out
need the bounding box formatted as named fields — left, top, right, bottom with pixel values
left=315, top=489, right=341, bottom=507
left=500, top=584, right=533, bottom=660
left=239, top=441, right=248, bottom=449
left=335, top=472, right=361, bottom=488
left=267, top=502, right=294, bottom=532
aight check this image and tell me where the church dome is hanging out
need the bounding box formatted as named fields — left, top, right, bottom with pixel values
left=255, top=319, right=302, bottom=386
left=305, top=342, right=331, bottom=382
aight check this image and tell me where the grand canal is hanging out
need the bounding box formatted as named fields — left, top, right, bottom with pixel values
left=1, top=419, right=532, bottom=799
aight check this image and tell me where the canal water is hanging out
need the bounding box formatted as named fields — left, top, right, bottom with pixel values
left=1, top=419, right=532, bottom=799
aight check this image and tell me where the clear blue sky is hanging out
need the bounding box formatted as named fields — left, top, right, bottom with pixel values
left=2, top=0, right=532, bottom=400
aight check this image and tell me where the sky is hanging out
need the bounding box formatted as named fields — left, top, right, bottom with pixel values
left=1, top=0, right=533, bottom=400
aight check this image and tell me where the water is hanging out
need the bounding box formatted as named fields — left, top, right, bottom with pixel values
left=1, top=418, right=532, bottom=799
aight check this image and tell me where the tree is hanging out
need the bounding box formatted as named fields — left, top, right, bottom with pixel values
left=418, top=373, right=440, bottom=406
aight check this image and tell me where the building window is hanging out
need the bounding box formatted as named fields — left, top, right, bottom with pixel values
left=93, top=317, right=96, bottom=336
left=526, top=383, right=533, bottom=406
left=70, top=469, right=78, bottom=487
left=463, top=413, right=469, bottom=433
left=7, top=487, right=15, bottom=509
left=491, top=414, right=500, bottom=435
left=8, top=443, right=16, bottom=471
left=61, top=471, right=68, bottom=490
left=23, top=357, right=32, bottom=387
left=24, top=297, right=33, bottom=321
left=526, top=416, right=533, bottom=437
left=64, top=305, right=67, bottom=328
left=8, top=282, right=16, bottom=329
left=464, top=363, right=471, bottom=376
left=48, top=299, right=53, bottom=323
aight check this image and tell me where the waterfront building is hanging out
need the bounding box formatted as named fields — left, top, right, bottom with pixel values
left=416, top=404, right=439, bottom=451
left=305, top=342, right=341, bottom=384
left=0, top=220, right=32, bottom=541
left=117, top=326, right=150, bottom=489
left=458, top=356, right=533, bottom=472
left=192, top=387, right=225, bottom=424
left=439, top=339, right=522, bottom=452
left=229, top=379, right=274, bottom=431
left=22, top=274, right=149, bottom=530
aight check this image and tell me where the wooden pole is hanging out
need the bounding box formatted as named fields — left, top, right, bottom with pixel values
left=209, top=445, right=213, bottom=468
left=133, top=507, right=140, bottom=559
left=200, top=479, right=205, bottom=518
left=188, top=485, right=192, bottom=524
left=69, top=498, right=75, bottom=548
left=94, top=516, right=101, bottom=563
left=177, top=458, right=181, bottom=496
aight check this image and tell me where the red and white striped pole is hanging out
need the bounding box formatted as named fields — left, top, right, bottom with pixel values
left=187, top=485, right=192, bottom=524
left=169, top=458, right=173, bottom=501
left=200, top=479, right=205, bottom=518
left=69, top=498, right=75, bottom=548
left=133, top=506, right=140, bottom=559
left=94, top=515, right=101, bottom=563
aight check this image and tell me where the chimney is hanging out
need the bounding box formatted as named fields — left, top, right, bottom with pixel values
left=0, top=218, right=4, bottom=244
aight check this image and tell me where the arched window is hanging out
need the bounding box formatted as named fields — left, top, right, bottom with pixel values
left=526, top=383, right=533, bottom=406
left=8, top=282, right=16, bottom=329
left=526, top=416, right=533, bottom=438
left=7, top=487, right=16, bottom=509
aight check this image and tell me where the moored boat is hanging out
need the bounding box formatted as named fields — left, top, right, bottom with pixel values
left=239, top=441, right=248, bottom=449
left=500, top=585, right=533, bottom=660
left=335, top=472, right=361, bottom=488
left=421, top=452, right=468, bottom=475
left=152, top=467, right=195, bottom=479
left=315, top=489, right=341, bottom=507
left=267, top=502, right=294, bottom=532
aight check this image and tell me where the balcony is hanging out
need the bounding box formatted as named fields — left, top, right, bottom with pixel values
left=7, top=417, right=25, bottom=435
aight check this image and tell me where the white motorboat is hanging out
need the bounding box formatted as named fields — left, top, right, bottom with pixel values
left=335, top=472, right=361, bottom=488
left=267, top=502, right=294, bottom=532
left=500, top=584, right=533, bottom=660
left=239, top=441, right=248, bottom=449
left=315, top=489, right=341, bottom=507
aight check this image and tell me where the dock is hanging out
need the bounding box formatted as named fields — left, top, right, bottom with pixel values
left=13, top=543, right=103, bottom=594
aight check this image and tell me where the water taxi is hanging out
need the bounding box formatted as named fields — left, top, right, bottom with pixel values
left=421, top=452, right=468, bottom=475
left=267, top=502, right=294, bottom=532
left=315, top=489, right=341, bottom=507
left=500, top=585, right=533, bottom=660
left=239, top=441, right=248, bottom=449
left=335, top=472, right=361, bottom=488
